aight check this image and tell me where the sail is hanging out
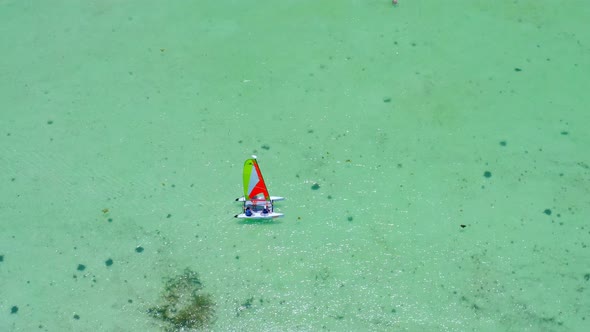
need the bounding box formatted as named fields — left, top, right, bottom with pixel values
left=243, top=158, right=270, bottom=201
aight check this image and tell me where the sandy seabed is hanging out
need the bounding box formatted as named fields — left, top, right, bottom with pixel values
left=1, top=1, right=589, bottom=331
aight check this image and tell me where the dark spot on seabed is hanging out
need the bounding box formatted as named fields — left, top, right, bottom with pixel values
left=261, top=144, right=270, bottom=150
left=0, top=254, right=4, bottom=262
left=241, top=297, right=254, bottom=309
left=544, top=209, right=552, bottom=216
left=514, top=67, right=522, bottom=72
left=383, top=97, right=391, bottom=103
left=11, top=306, right=18, bottom=314
left=77, top=264, right=86, bottom=271
left=483, top=171, right=492, bottom=178
left=135, top=246, right=144, bottom=253
left=499, top=140, right=507, bottom=146
left=460, top=224, right=466, bottom=228
left=347, top=216, right=353, bottom=222
left=105, top=258, right=113, bottom=267
left=311, top=183, right=320, bottom=190
left=73, top=314, right=80, bottom=320
left=584, top=273, right=590, bottom=281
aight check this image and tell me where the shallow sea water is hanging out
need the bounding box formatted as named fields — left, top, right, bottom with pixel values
left=1, top=0, right=589, bottom=331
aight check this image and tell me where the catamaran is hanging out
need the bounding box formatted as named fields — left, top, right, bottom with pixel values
left=235, top=156, right=284, bottom=219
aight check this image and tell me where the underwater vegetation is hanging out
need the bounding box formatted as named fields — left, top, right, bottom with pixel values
left=148, top=268, right=215, bottom=331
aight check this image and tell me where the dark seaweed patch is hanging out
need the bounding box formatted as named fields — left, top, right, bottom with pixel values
left=148, top=268, right=214, bottom=330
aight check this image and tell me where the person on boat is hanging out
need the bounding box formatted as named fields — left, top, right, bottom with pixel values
left=245, top=206, right=253, bottom=217
left=262, top=206, right=269, bottom=214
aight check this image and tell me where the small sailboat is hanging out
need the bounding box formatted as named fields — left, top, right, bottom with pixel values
left=235, top=156, right=284, bottom=219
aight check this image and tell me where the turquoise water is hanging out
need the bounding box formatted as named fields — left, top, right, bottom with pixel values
left=1, top=1, right=589, bottom=331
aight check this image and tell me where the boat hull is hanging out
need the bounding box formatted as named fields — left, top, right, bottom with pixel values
left=235, top=212, right=284, bottom=219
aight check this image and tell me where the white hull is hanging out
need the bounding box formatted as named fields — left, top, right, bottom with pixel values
left=234, top=196, right=284, bottom=220
left=235, top=212, right=284, bottom=219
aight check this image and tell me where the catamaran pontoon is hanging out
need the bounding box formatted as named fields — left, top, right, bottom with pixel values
left=234, top=156, right=284, bottom=219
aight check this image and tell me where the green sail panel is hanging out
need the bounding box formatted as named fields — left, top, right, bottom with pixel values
left=243, top=158, right=270, bottom=201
